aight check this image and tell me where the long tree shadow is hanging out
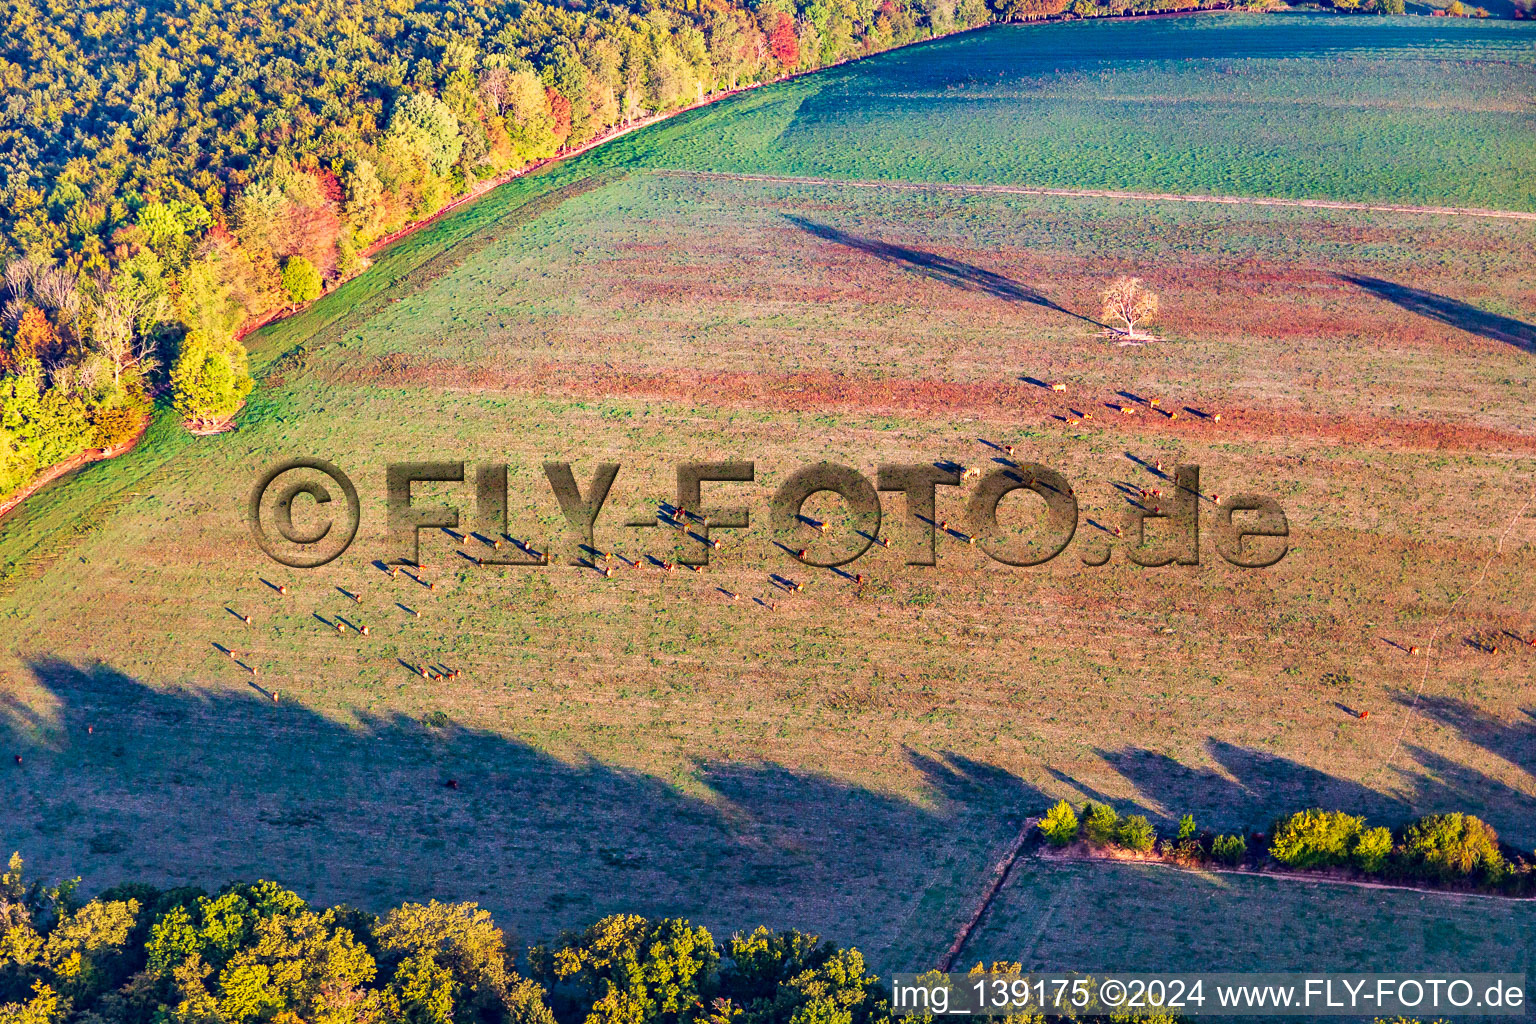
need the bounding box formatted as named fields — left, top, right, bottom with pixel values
left=1389, top=692, right=1535, bottom=775
left=785, top=215, right=1101, bottom=325
left=1339, top=274, right=1536, bottom=353
left=9, top=659, right=1536, bottom=974
left=1088, top=740, right=1414, bottom=834
left=2, top=658, right=1042, bottom=969
left=1082, top=733, right=1536, bottom=847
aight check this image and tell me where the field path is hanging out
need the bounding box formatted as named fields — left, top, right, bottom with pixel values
left=661, top=170, right=1536, bottom=221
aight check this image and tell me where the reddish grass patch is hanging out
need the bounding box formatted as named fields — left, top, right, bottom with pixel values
left=332, top=356, right=1536, bottom=453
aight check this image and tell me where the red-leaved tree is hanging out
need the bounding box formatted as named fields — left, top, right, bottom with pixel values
left=3, top=307, right=61, bottom=372
left=546, top=88, right=573, bottom=147
left=768, top=12, right=799, bottom=68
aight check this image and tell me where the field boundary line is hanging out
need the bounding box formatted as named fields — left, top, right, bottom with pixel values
left=947, top=835, right=1536, bottom=967
left=938, top=816, right=1038, bottom=971
left=660, top=170, right=1536, bottom=221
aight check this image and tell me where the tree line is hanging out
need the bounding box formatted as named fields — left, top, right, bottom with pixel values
left=0, top=0, right=972, bottom=500
left=0, top=852, right=885, bottom=1024
left=0, top=851, right=1469, bottom=1024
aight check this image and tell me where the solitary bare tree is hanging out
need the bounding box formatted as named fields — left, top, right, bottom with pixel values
left=1100, top=276, right=1160, bottom=338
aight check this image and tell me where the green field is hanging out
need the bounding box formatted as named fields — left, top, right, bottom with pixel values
left=624, top=14, right=1536, bottom=209
left=3, top=13, right=1535, bottom=973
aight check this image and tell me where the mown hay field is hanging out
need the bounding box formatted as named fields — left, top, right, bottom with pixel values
left=2, top=12, right=1534, bottom=971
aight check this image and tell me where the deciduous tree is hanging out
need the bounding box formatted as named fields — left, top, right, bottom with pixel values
left=1099, top=275, right=1160, bottom=338
left=281, top=256, right=323, bottom=304
left=170, top=335, right=252, bottom=429
left=1039, top=801, right=1079, bottom=846
left=768, top=12, right=800, bottom=68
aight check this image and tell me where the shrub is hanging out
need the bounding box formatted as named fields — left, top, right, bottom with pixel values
left=1212, top=834, right=1246, bottom=865
left=281, top=255, right=323, bottom=303
left=1176, top=814, right=1196, bottom=841
left=1082, top=802, right=1120, bottom=847
left=1399, top=813, right=1504, bottom=883
left=1116, top=815, right=1156, bottom=852
left=1039, top=801, right=1079, bottom=847
left=1352, top=826, right=1393, bottom=874
left=1168, top=837, right=1203, bottom=865
left=1269, top=809, right=1364, bottom=869
left=91, top=407, right=142, bottom=449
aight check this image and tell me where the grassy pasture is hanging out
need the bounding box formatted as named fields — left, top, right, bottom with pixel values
left=3, top=13, right=1536, bottom=973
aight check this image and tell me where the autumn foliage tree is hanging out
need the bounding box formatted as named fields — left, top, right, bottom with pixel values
left=374, top=900, right=554, bottom=1024
left=0, top=0, right=1123, bottom=502
left=992, top=0, right=1069, bottom=18
left=1099, top=275, right=1160, bottom=338
left=545, top=89, right=573, bottom=148
left=768, top=12, right=801, bottom=68
left=3, top=308, right=60, bottom=373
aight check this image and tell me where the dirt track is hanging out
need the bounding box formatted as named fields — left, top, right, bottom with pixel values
left=661, top=170, right=1536, bottom=222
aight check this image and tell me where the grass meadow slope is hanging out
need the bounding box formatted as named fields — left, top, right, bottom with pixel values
left=3, top=12, right=1535, bottom=971
left=622, top=13, right=1536, bottom=209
